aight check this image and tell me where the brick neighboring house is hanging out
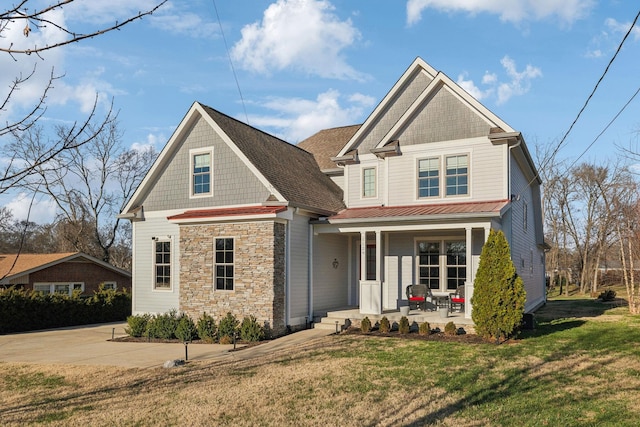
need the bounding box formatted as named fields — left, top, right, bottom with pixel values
left=0, top=252, right=131, bottom=296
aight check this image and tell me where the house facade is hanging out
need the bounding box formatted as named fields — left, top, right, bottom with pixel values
left=120, top=57, right=546, bottom=336
left=0, top=252, right=131, bottom=295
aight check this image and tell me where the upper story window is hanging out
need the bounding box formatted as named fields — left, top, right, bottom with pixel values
left=190, top=148, right=213, bottom=197
left=154, top=240, right=171, bottom=290
left=445, top=155, right=468, bottom=196
left=418, top=158, right=439, bottom=198
left=362, top=167, right=376, bottom=198
left=215, top=238, right=234, bottom=291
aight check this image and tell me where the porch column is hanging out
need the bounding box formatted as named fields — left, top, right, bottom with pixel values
left=360, top=231, right=367, bottom=281
left=465, top=227, right=473, bottom=319
left=375, top=230, right=382, bottom=281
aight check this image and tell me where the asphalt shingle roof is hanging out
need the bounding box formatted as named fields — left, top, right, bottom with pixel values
left=297, top=124, right=361, bottom=170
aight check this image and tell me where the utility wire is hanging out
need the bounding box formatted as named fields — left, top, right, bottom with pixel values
left=211, top=0, right=250, bottom=125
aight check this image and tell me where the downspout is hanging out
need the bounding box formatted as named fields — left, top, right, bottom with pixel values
left=308, top=222, right=314, bottom=325
left=285, top=218, right=291, bottom=329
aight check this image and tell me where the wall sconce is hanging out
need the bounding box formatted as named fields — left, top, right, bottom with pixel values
left=332, top=258, right=339, bottom=269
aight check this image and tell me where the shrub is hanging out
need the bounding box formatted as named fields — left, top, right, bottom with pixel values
left=360, top=316, right=372, bottom=333
left=219, top=335, right=233, bottom=345
left=398, top=316, right=410, bottom=334
left=471, top=229, right=526, bottom=343
left=218, top=312, right=239, bottom=340
left=175, top=314, right=198, bottom=342
left=419, top=321, right=430, bottom=336
left=379, top=316, right=390, bottom=333
left=196, top=312, right=217, bottom=342
left=125, top=314, right=150, bottom=337
left=147, top=310, right=180, bottom=339
left=598, top=289, right=616, bottom=302
left=239, top=315, right=265, bottom=342
left=444, top=321, right=457, bottom=336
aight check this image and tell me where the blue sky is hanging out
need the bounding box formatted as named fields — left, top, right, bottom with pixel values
left=2, top=0, right=639, bottom=222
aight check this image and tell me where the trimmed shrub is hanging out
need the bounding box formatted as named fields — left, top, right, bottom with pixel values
left=175, top=314, right=198, bottom=342
left=147, top=310, right=180, bottom=339
left=398, top=316, right=410, bottom=334
left=471, top=229, right=526, bottom=343
left=239, top=315, right=265, bottom=342
left=444, top=321, right=457, bottom=336
left=418, top=321, right=430, bottom=336
left=196, top=312, right=217, bottom=342
left=218, top=312, right=239, bottom=340
left=360, top=316, right=372, bottom=333
left=125, top=314, right=150, bottom=337
left=379, top=316, right=390, bottom=333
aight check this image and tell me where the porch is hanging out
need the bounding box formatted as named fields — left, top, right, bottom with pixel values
left=313, top=306, right=475, bottom=334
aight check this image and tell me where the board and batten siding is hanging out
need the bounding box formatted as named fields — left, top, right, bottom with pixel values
left=132, top=214, right=180, bottom=314
left=143, top=115, right=271, bottom=212
left=288, top=213, right=311, bottom=323
left=312, top=234, right=349, bottom=312
left=383, top=233, right=415, bottom=309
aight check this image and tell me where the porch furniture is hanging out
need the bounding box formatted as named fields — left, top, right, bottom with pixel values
left=449, top=285, right=465, bottom=312
left=406, top=284, right=434, bottom=311
left=432, top=291, right=450, bottom=309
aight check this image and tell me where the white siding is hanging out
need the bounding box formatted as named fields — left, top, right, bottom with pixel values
left=312, top=234, right=349, bottom=312
left=384, top=233, right=415, bottom=309
left=288, top=213, right=310, bottom=322
left=132, top=214, right=180, bottom=314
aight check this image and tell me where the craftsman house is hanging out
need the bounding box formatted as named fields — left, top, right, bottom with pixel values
left=120, top=57, right=546, bottom=336
left=0, top=252, right=131, bottom=295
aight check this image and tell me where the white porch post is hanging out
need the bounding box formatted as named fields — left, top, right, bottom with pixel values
left=465, top=227, right=473, bottom=319
left=375, top=230, right=382, bottom=281
left=359, top=230, right=382, bottom=315
left=360, top=231, right=367, bottom=281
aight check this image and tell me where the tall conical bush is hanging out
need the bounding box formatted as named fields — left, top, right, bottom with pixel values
left=471, top=229, right=526, bottom=343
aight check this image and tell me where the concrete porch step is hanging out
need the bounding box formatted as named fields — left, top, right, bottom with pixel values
left=313, top=316, right=351, bottom=332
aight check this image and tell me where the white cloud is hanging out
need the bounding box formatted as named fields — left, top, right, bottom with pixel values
left=131, top=132, right=166, bottom=152
left=149, top=5, right=219, bottom=39
left=5, top=193, right=58, bottom=224
left=406, top=0, right=595, bottom=26
left=456, top=56, right=541, bottom=105
left=605, top=17, right=640, bottom=41
left=249, top=89, right=374, bottom=142
left=231, top=0, right=366, bottom=80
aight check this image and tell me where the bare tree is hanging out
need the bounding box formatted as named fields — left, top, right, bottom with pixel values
left=12, top=119, right=156, bottom=265
left=0, top=1, right=166, bottom=194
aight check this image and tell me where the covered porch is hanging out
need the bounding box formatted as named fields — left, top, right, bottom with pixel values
left=310, top=201, right=509, bottom=321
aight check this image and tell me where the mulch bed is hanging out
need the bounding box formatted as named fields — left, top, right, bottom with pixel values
left=341, top=326, right=490, bottom=344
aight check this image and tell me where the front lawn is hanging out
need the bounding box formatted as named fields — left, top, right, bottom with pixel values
left=1, top=295, right=639, bottom=426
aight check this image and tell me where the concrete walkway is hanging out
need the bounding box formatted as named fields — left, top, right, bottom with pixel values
left=0, top=323, right=334, bottom=369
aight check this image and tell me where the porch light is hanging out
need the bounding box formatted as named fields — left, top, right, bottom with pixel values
left=332, top=258, right=339, bottom=269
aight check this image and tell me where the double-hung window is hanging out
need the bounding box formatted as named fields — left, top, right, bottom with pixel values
left=445, top=155, right=468, bottom=196
left=154, top=240, right=171, bottom=290
left=362, top=167, right=376, bottom=198
left=190, top=148, right=213, bottom=197
left=418, top=158, right=439, bottom=198
left=215, top=238, right=234, bottom=291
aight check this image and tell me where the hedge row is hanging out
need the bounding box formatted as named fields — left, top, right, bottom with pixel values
left=0, top=286, right=131, bottom=334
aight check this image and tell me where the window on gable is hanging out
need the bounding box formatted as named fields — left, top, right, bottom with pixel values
left=418, top=158, right=439, bottom=198
left=191, top=149, right=212, bottom=196
left=215, top=238, right=234, bottom=291
left=154, top=240, right=171, bottom=290
left=362, top=167, right=376, bottom=198
left=445, top=155, right=468, bottom=196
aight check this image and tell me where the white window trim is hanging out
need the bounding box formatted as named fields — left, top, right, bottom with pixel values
left=153, top=238, right=173, bottom=292
left=416, top=156, right=441, bottom=200
left=444, top=153, right=470, bottom=198
left=414, top=236, right=467, bottom=293
left=34, top=282, right=84, bottom=296
left=361, top=166, right=377, bottom=199
left=101, top=281, right=117, bottom=290
left=189, top=147, right=214, bottom=199
left=214, top=236, right=235, bottom=292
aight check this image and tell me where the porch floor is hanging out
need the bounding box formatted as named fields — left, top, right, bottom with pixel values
left=315, top=306, right=474, bottom=333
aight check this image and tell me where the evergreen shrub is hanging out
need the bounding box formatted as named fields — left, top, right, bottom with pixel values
left=398, top=316, right=410, bottom=334
left=239, top=315, right=265, bottom=342
left=360, top=316, right=371, bottom=333
left=379, top=316, right=390, bottom=333
left=196, top=312, right=217, bottom=342
left=418, top=321, right=430, bottom=336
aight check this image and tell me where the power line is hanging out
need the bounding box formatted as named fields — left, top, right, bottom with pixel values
left=211, top=0, right=250, bottom=125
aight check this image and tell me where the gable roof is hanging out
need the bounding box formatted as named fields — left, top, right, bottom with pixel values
left=122, top=102, right=345, bottom=216
left=0, top=252, right=131, bottom=283
left=298, top=124, right=361, bottom=170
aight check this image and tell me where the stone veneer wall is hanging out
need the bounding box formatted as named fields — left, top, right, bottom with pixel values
left=179, top=220, right=286, bottom=336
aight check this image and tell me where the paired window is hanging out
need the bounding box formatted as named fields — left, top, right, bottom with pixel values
left=215, top=238, right=234, bottom=291
left=34, top=283, right=83, bottom=296
left=417, top=154, right=468, bottom=199
left=417, top=240, right=466, bottom=291
left=190, top=149, right=213, bottom=197
left=362, top=167, right=376, bottom=198
left=154, top=240, right=171, bottom=290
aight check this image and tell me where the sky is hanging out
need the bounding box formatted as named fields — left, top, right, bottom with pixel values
left=1, top=0, right=639, bottom=223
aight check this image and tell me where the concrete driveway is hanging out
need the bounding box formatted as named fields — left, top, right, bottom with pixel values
left=0, top=322, right=333, bottom=369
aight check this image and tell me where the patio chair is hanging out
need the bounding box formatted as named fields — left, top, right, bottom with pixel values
left=449, top=285, right=465, bottom=312
left=406, top=284, right=434, bottom=311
